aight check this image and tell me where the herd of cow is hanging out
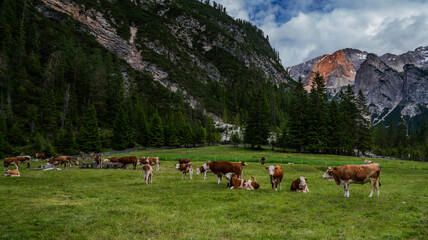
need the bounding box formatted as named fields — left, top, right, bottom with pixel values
left=3, top=153, right=382, bottom=198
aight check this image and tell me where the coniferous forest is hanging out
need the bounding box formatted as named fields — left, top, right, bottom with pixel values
left=0, top=0, right=427, bottom=161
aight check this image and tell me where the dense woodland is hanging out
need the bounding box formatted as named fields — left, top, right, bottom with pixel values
left=0, top=0, right=426, bottom=161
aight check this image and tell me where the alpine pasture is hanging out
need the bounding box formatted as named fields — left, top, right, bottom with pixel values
left=1, top=145, right=427, bottom=239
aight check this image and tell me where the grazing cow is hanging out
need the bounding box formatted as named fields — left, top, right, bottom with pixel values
left=5, top=169, right=20, bottom=177
left=202, top=161, right=247, bottom=184
left=196, top=163, right=211, bottom=180
left=140, top=157, right=160, bottom=171
left=178, top=158, right=191, bottom=164
left=260, top=157, right=266, bottom=165
left=266, top=165, right=283, bottom=191
left=142, top=164, right=153, bottom=184
left=4, top=156, right=31, bottom=170
left=364, top=159, right=373, bottom=164
left=288, top=162, right=294, bottom=165
left=108, top=157, right=120, bottom=163
left=290, top=177, right=310, bottom=192
left=118, top=156, right=138, bottom=170
left=176, top=163, right=193, bottom=179
left=48, top=156, right=72, bottom=169
left=225, top=173, right=259, bottom=190
left=322, top=164, right=381, bottom=198
left=95, top=153, right=104, bottom=168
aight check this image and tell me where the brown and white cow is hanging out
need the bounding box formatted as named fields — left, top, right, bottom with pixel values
left=178, top=158, right=191, bottom=164
left=142, top=164, right=153, bottom=184
left=196, top=163, right=211, bottom=180
left=266, top=165, right=283, bottom=191
left=322, top=164, right=381, bottom=198
left=224, top=173, right=259, bottom=190
left=140, top=157, right=160, bottom=171
left=4, top=156, right=31, bottom=170
left=176, top=163, right=193, bottom=179
left=290, top=177, right=310, bottom=192
left=48, top=156, right=72, bottom=169
left=364, top=159, right=373, bottom=164
left=202, top=161, right=247, bottom=184
left=5, top=169, right=20, bottom=177
left=118, top=156, right=138, bottom=170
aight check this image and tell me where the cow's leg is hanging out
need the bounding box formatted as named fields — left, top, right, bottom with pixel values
left=156, top=163, right=159, bottom=171
left=217, top=174, right=222, bottom=184
left=376, top=178, right=380, bottom=197
left=204, top=172, right=207, bottom=180
left=27, top=161, right=30, bottom=168
left=345, top=182, right=350, bottom=198
left=133, top=163, right=136, bottom=170
left=150, top=173, right=152, bottom=184
left=189, top=169, right=193, bottom=179
left=369, top=180, right=375, bottom=197
left=279, top=181, right=282, bottom=191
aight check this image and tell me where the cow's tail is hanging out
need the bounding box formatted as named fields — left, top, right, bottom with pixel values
left=377, top=163, right=382, bottom=187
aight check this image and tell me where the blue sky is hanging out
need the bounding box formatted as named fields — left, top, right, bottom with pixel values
left=215, top=0, right=428, bottom=67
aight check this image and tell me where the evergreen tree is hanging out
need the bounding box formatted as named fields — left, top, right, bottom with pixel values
left=338, top=85, right=358, bottom=155
left=194, top=121, right=207, bottom=145
left=287, top=78, right=308, bottom=152
left=179, top=124, right=194, bottom=147
left=230, top=131, right=241, bottom=147
left=78, top=103, right=101, bottom=152
left=395, top=117, right=408, bottom=157
left=0, top=114, right=7, bottom=158
left=134, top=106, right=149, bottom=147
left=387, top=119, right=395, bottom=148
left=112, top=104, right=133, bottom=150
left=244, top=89, right=269, bottom=149
left=326, top=99, right=341, bottom=154
left=306, top=72, right=328, bottom=153
left=148, top=111, right=164, bottom=147
left=355, top=90, right=372, bottom=155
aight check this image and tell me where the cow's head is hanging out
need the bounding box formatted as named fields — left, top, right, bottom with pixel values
left=261, top=157, right=265, bottom=165
left=265, top=165, right=275, bottom=176
left=197, top=163, right=209, bottom=175
left=298, top=176, right=307, bottom=188
left=250, top=176, right=260, bottom=189
left=322, top=167, right=334, bottom=180
left=175, top=164, right=181, bottom=170
left=241, top=162, right=247, bottom=166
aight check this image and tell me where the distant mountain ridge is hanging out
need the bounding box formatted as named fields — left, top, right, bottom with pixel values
left=287, top=46, right=428, bottom=128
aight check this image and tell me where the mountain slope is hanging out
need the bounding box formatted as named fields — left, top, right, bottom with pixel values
left=288, top=46, right=428, bottom=128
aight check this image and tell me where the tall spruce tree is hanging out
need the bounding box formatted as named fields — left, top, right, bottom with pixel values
left=112, top=104, right=133, bottom=150
left=355, top=90, right=372, bottom=155
left=306, top=72, right=328, bottom=153
left=55, top=122, right=77, bottom=154
left=387, top=119, right=395, bottom=148
left=134, top=105, right=149, bottom=147
left=338, top=85, right=358, bottom=155
left=0, top=114, right=7, bottom=158
left=149, top=111, right=164, bottom=147
left=326, top=99, right=341, bottom=154
left=244, top=89, right=269, bottom=149
left=286, top=78, right=308, bottom=152
left=78, top=103, right=101, bottom=152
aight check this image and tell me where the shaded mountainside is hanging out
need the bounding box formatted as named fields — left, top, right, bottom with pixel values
left=0, top=0, right=291, bottom=155
left=288, top=46, right=428, bottom=129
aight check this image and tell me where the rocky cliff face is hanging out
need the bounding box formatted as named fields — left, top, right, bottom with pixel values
left=289, top=46, right=428, bottom=127
left=288, top=48, right=367, bottom=94
left=353, top=54, right=404, bottom=124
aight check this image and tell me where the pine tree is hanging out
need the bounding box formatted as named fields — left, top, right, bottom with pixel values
left=230, top=131, right=241, bottom=147
left=112, top=104, right=133, bottom=150
left=387, top=119, right=395, bottom=149
left=355, top=90, right=372, bottom=155
left=338, top=85, right=358, bottom=155
left=244, top=89, right=269, bottom=149
left=0, top=114, right=8, bottom=158
left=78, top=103, right=101, bottom=152
left=56, top=122, right=77, bottom=154
left=179, top=124, right=194, bottom=147
left=306, top=72, right=329, bottom=153
left=194, top=121, right=207, bottom=145
left=134, top=106, right=149, bottom=147
left=287, top=78, right=308, bottom=152
left=149, top=111, right=164, bottom=147
left=326, top=99, right=340, bottom=154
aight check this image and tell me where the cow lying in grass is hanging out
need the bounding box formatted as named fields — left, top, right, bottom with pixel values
left=176, top=163, right=193, bottom=179
left=224, top=173, right=259, bottom=190
left=5, top=169, right=20, bottom=177
left=322, top=164, right=381, bottom=198
left=290, top=177, right=310, bottom=193
left=142, top=164, right=153, bottom=184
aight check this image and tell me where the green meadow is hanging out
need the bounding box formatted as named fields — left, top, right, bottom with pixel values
left=1, top=145, right=427, bottom=239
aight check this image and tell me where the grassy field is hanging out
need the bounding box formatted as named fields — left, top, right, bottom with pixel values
left=1, top=145, right=427, bottom=239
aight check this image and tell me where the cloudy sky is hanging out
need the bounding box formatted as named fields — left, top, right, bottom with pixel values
left=214, top=0, right=428, bottom=67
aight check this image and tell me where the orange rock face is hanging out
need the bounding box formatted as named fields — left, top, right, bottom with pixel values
left=305, top=50, right=356, bottom=91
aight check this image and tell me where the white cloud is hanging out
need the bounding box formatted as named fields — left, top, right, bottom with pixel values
left=215, top=0, right=428, bottom=67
